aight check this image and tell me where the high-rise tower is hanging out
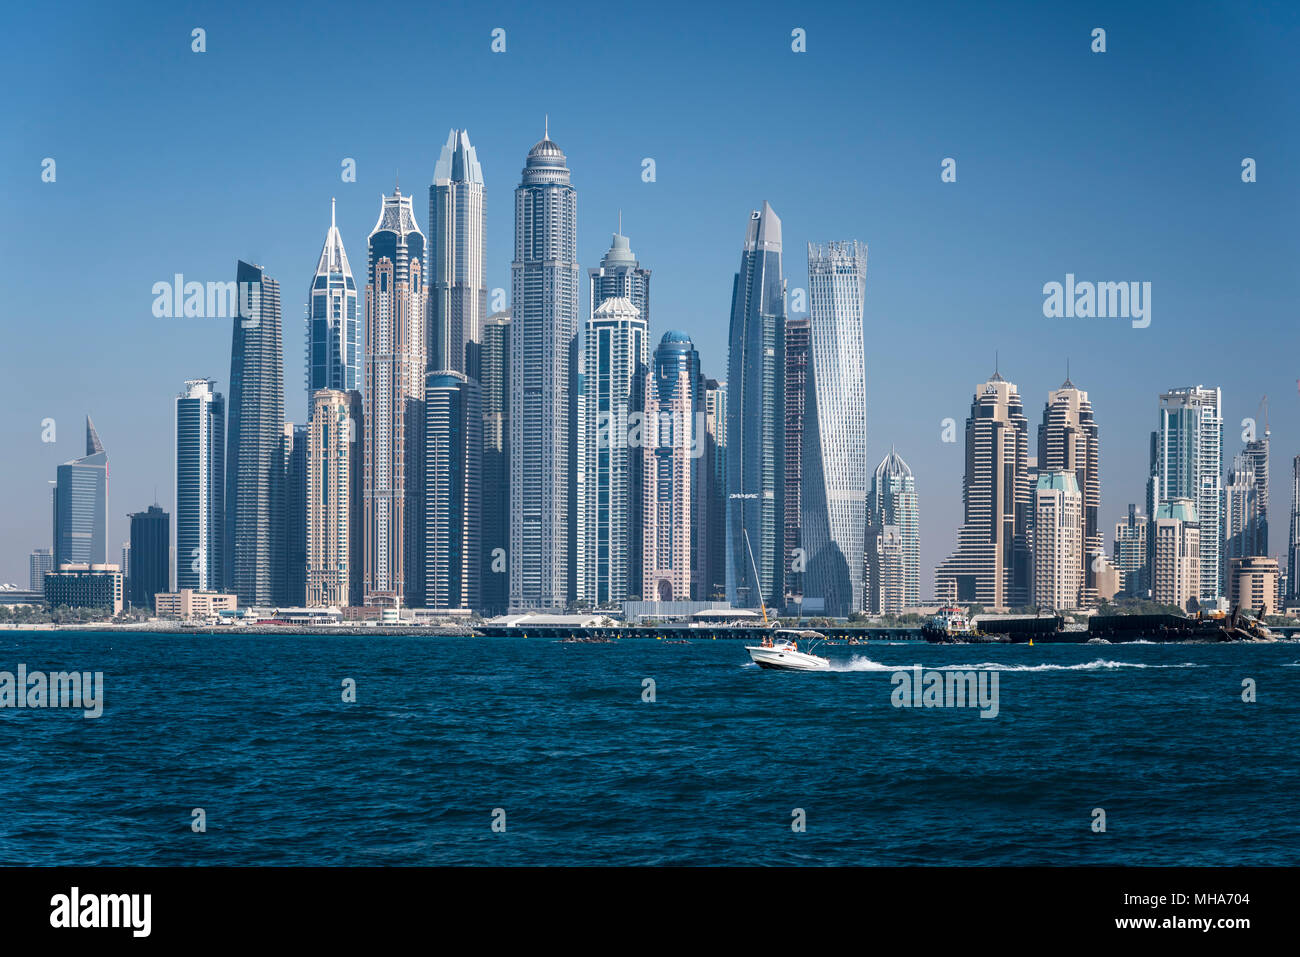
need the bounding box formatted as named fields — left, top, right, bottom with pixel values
left=226, top=261, right=285, bottom=605
left=935, top=371, right=1032, bottom=611
left=53, top=417, right=108, bottom=568
left=1037, top=376, right=1101, bottom=604
left=509, top=125, right=579, bottom=611
left=725, top=202, right=786, bottom=610
left=867, top=448, right=920, bottom=615
left=364, top=188, right=426, bottom=608
left=306, top=199, right=359, bottom=419
left=175, top=378, right=224, bottom=592
left=584, top=296, right=648, bottom=605
left=801, top=241, right=868, bottom=617
left=428, top=130, right=486, bottom=378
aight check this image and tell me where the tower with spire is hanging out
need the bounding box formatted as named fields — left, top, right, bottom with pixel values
left=510, top=123, right=579, bottom=610
left=307, top=198, right=359, bottom=418
left=53, top=417, right=109, bottom=568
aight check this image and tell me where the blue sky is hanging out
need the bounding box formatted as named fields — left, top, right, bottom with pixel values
left=2, top=0, right=1298, bottom=589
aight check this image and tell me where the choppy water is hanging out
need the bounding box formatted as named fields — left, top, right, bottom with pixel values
left=1, top=632, right=1297, bottom=865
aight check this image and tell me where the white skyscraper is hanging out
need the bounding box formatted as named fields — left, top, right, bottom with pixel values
left=584, top=297, right=648, bottom=605
left=1150, top=386, right=1223, bottom=606
left=801, top=241, right=867, bottom=616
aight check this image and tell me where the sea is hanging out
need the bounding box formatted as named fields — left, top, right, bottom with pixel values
left=1, top=631, right=1297, bottom=866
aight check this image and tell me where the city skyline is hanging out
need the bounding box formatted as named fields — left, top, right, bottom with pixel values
left=6, top=2, right=1300, bottom=594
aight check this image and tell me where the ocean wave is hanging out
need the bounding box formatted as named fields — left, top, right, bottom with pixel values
left=830, top=657, right=1203, bottom=673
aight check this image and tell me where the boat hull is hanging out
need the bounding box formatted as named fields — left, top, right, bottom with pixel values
left=745, top=646, right=831, bottom=671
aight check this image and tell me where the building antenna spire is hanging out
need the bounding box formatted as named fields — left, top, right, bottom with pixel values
left=331, top=197, right=336, bottom=229
left=618, top=209, right=622, bottom=235
left=545, top=113, right=549, bottom=139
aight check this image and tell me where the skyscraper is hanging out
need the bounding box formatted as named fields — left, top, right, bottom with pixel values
left=1149, top=386, right=1223, bottom=605
left=589, top=225, right=650, bottom=328
left=175, top=378, right=224, bottom=592
left=425, top=372, right=482, bottom=611
left=1031, top=471, right=1083, bottom=610
left=801, top=241, right=868, bottom=617
left=225, top=261, right=285, bottom=606
left=283, top=422, right=307, bottom=606
left=783, top=315, right=809, bottom=610
left=127, top=505, right=170, bottom=609
left=725, top=202, right=786, bottom=610
left=509, top=127, right=579, bottom=611
left=364, top=187, right=426, bottom=609
left=53, top=417, right=108, bottom=568
left=1152, top=498, right=1201, bottom=612
left=479, top=311, right=511, bottom=614
left=306, top=389, right=363, bottom=608
left=583, top=296, right=648, bottom=605
left=428, top=129, right=486, bottom=378
left=642, top=331, right=701, bottom=603
left=867, top=448, right=920, bottom=614
left=1114, top=504, right=1149, bottom=598
left=699, top=379, right=728, bottom=602
left=1037, top=376, right=1101, bottom=604
left=935, top=371, right=1032, bottom=611
left=306, top=199, right=360, bottom=418
left=28, top=548, right=52, bottom=592
left=1288, top=455, right=1300, bottom=604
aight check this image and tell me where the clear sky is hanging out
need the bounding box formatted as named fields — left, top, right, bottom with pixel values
left=3, top=0, right=1297, bottom=590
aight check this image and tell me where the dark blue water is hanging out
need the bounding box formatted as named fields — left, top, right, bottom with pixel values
left=1, top=631, right=1297, bottom=865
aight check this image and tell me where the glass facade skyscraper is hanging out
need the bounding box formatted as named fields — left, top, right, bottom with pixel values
left=867, top=448, right=920, bottom=614
left=127, top=504, right=170, bottom=608
left=53, top=417, right=108, bottom=569
left=175, top=378, right=224, bottom=592
left=725, top=202, right=786, bottom=611
left=225, top=261, right=285, bottom=606
left=424, top=371, right=482, bottom=611
left=801, top=241, right=868, bottom=617
left=428, top=129, right=486, bottom=379
left=479, top=311, right=511, bottom=614
left=1149, top=386, right=1223, bottom=605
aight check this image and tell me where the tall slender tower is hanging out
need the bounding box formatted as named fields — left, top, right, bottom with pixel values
left=53, top=417, right=109, bottom=568
left=509, top=125, right=579, bottom=611
left=584, top=296, right=648, bottom=605
left=802, top=241, right=868, bottom=617
left=1288, top=455, right=1300, bottom=604
left=783, top=316, right=809, bottom=609
left=175, top=378, right=224, bottom=592
left=725, top=202, right=786, bottom=610
left=226, top=261, right=285, bottom=606
left=642, top=331, right=701, bottom=603
left=480, top=311, right=511, bottom=614
left=935, top=371, right=1032, bottom=611
left=700, top=380, right=728, bottom=601
left=1037, top=376, right=1101, bottom=604
left=867, top=449, right=920, bottom=614
left=424, top=371, right=482, bottom=611
left=1032, top=471, right=1084, bottom=609
left=364, top=188, right=426, bottom=608
left=1149, top=386, right=1223, bottom=605
left=306, top=389, right=363, bottom=608
left=306, top=199, right=360, bottom=419
left=428, top=129, right=486, bottom=379
left=283, top=422, right=307, bottom=606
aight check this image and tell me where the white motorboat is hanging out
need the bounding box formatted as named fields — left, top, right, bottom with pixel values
left=746, top=630, right=831, bottom=671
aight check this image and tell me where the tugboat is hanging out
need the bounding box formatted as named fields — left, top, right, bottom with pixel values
left=921, top=606, right=974, bottom=643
